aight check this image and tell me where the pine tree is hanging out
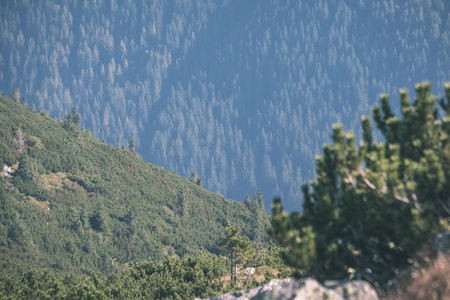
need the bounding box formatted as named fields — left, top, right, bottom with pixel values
left=128, top=138, right=136, bottom=153
left=190, top=172, right=196, bottom=183
left=268, top=82, right=450, bottom=284
left=244, top=189, right=267, bottom=243
left=218, top=223, right=251, bottom=286
left=63, top=107, right=81, bottom=131
left=20, top=96, right=27, bottom=106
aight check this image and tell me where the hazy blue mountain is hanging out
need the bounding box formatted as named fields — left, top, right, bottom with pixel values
left=1, top=0, right=449, bottom=211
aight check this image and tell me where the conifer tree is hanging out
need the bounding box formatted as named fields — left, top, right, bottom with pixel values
left=190, top=172, right=196, bottom=183
left=128, top=138, right=136, bottom=153
left=63, top=107, right=81, bottom=130
left=244, top=190, right=267, bottom=243
left=219, top=223, right=251, bottom=285
left=269, top=82, right=450, bottom=284
left=196, top=177, right=202, bottom=187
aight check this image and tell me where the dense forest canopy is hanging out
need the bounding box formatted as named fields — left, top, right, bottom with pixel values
left=1, top=0, right=448, bottom=211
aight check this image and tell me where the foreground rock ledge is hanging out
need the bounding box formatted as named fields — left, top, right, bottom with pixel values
left=198, top=278, right=379, bottom=300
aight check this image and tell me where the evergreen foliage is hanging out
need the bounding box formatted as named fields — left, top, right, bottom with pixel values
left=128, top=138, right=136, bottom=153
left=0, top=95, right=269, bottom=276
left=0, top=247, right=290, bottom=300
left=268, top=82, right=450, bottom=285
left=0, top=255, right=227, bottom=299
left=189, top=172, right=203, bottom=187
left=243, top=190, right=268, bottom=244
left=0, top=230, right=288, bottom=299
left=62, top=107, right=81, bottom=131
left=219, top=224, right=252, bottom=285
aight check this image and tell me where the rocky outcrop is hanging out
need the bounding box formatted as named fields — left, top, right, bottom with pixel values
left=200, top=278, right=378, bottom=300
left=2, top=164, right=14, bottom=177
left=323, top=280, right=379, bottom=300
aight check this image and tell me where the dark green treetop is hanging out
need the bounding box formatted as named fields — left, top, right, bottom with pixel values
left=219, top=223, right=252, bottom=285
left=63, top=106, right=81, bottom=130
left=269, top=82, right=450, bottom=285
left=128, top=138, right=136, bottom=153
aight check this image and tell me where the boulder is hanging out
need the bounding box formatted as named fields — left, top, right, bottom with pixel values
left=199, top=278, right=378, bottom=300
left=324, top=280, right=379, bottom=300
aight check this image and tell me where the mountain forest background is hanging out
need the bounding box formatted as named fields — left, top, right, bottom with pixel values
left=1, top=0, right=449, bottom=211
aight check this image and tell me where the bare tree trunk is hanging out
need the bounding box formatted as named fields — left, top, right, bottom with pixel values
left=15, top=128, right=25, bottom=153
left=230, top=251, right=234, bottom=284
left=12, top=88, right=20, bottom=102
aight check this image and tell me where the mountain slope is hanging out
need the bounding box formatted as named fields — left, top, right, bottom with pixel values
left=0, top=95, right=267, bottom=275
left=1, top=1, right=448, bottom=211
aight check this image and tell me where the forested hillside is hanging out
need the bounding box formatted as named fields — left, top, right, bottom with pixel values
left=1, top=0, right=448, bottom=210
left=0, top=95, right=268, bottom=275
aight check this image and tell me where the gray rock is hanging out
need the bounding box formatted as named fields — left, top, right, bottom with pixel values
left=324, top=280, right=379, bottom=300
left=434, top=230, right=450, bottom=256
left=199, top=278, right=378, bottom=300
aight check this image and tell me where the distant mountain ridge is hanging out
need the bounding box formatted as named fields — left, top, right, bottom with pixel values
left=0, top=95, right=268, bottom=275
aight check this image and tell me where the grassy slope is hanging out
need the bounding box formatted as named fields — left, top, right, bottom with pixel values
left=0, top=95, right=267, bottom=275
